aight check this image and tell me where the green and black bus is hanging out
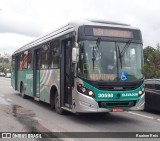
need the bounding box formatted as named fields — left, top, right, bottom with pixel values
left=11, top=19, right=145, bottom=114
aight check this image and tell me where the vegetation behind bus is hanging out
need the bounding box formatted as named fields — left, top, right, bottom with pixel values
left=144, top=43, right=160, bottom=79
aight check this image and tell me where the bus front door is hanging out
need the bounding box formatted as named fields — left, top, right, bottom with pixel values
left=33, top=50, right=40, bottom=99
left=61, top=38, right=73, bottom=108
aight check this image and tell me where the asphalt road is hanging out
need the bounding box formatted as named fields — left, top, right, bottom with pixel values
left=0, top=77, right=160, bottom=141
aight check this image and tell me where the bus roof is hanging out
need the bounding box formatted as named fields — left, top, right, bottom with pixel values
left=13, top=19, right=139, bottom=55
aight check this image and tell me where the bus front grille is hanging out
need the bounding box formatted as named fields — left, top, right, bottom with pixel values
left=96, top=84, right=138, bottom=91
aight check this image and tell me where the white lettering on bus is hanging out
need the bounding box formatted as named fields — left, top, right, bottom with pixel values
left=26, top=74, right=33, bottom=80
left=98, top=93, right=113, bottom=98
left=122, top=93, right=138, bottom=97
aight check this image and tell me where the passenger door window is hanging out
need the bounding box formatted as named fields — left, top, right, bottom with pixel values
left=49, top=40, right=60, bottom=68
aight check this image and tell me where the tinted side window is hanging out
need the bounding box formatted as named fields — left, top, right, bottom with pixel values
left=49, top=40, right=60, bottom=68
left=23, top=53, right=28, bottom=69
left=12, top=57, right=15, bottom=70
left=19, top=51, right=32, bottom=70
left=27, top=52, right=32, bottom=69
left=41, top=44, right=49, bottom=69
left=36, top=50, right=41, bottom=70
left=19, top=54, right=23, bottom=70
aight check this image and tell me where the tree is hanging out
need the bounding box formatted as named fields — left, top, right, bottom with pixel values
left=143, top=44, right=160, bottom=78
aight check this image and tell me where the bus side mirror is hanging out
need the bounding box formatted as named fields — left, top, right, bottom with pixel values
left=72, top=43, right=79, bottom=63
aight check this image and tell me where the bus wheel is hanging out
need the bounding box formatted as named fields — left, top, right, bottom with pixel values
left=50, top=93, right=55, bottom=109
left=55, top=91, right=64, bottom=115
left=20, top=83, right=26, bottom=99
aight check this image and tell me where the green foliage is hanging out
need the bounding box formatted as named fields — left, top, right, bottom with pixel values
left=144, top=44, right=160, bottom=78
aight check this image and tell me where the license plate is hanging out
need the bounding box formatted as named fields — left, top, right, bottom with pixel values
left=112, top=108, right=123, bottom=112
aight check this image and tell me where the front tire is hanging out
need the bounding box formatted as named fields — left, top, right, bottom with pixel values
left=50, top=95, right=55, bottom=109
left=55, top=91, right=65, bottom=115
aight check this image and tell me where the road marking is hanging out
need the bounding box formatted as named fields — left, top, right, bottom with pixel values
left=128, top=112, right=160, bottom=122
left=128, top=111, right=154, bottom=119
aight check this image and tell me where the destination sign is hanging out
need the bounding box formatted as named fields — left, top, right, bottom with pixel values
left=93, top=28, right=133, bottom=38
left=84, top=26, right=134, bottom=38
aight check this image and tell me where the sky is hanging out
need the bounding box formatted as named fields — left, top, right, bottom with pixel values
left=0, top=0, right=160, bottom=54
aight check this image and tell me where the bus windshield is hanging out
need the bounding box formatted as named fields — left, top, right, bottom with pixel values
left=78, top=40, right=143, bottom=81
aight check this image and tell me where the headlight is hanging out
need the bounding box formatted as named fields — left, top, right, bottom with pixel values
left=139, top=87, right=145, bottom=96
left=88, top=91, right=94, bottom=96
left=139, top=91, right=142, bottom=95
left=77, top=83, right=94, bottom=97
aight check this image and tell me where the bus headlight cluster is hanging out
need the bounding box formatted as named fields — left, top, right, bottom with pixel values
left=77, top=83, right=94, bottom=97
left=139, top=87, right=145, bottom=96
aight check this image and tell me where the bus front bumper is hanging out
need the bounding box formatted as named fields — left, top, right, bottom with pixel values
left=128, top=93, right=145, bottom=111
left=75, top=92, right=145, bottom=113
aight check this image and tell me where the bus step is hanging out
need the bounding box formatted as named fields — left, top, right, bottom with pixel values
left=34, top=97, right=40, bottom=101
left=61, top=107, right=72, bottom=112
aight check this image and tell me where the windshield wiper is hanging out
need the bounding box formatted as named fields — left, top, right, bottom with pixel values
left=96, top=37, right=101, bottom=49
left=120, top=40, right=132, bottom=57
left=117, top=44, right=122, bottom=68
left=92, top=37, right=101, bottom=72
left=92, top=46, right=96, bottom=72
left=118, top=40, right=132, bottom=68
